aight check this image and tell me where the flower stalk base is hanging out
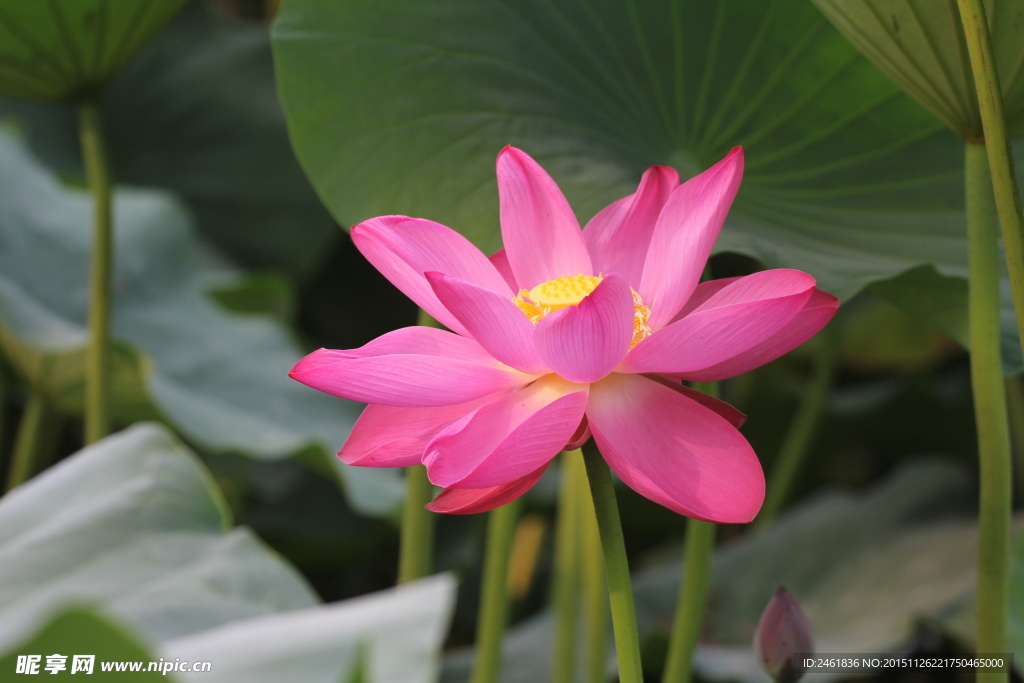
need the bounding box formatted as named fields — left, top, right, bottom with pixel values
left=965, top=141, right=1011, bottom=678
left=582, top=442, right=643, bottom=683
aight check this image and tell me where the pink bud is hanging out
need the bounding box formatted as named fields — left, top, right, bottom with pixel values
left=754, top=586, right=814, bottom=683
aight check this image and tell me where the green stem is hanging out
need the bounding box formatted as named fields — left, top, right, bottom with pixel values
left=6, top=392, right=48, bottom=492
left=662, top=381, right=718, bottom=683
left=397, top=464, right=435, bottom=583
left=580, top=460, right=609, bottom=683
left=957, top=0, right=1024, bottom=355
left=582, top=444, right=644, bottom=683
left=965, top=142, right=1012, bottom=671
left=396, top=306, right=444, bottom=585
left=471, top=499, right=522, bottom=683
left=757, top=337, right=836, bottom=527
left=662, top=520, right=714, bottom=683
left=1005, top=375, right=1024, bottom=494
left=552, top=450, right=583, bottom=683
left=78, top=102, right=113, bottom=445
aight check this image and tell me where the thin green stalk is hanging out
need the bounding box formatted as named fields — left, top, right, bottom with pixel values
left=471, top=499, right=522, bottom=683
left=580, top=460, right=609, bottom=683
left=662, top=381, right=718, bottom=683
left=6, top=392, right=48, bottom=492
left=757, top=337, right=836, bottom=527
left=0, top=368, right=7, bottom=477
left=662, top=519, right=714, bottom=683
left=965, top=142, right=1012, bottom=673
left=552, top=450, right=583, bottom=683
left=396, top=307, right=443, bottom=584
left=957, top=0, right=1024, bottom=352
left=582, top=443, right=644, bottom=683
left=397, top=464, right=435, bottom=583
left=78, top=102, right=113, bottom=445
left=1005, top=375, right=1024, bottom=494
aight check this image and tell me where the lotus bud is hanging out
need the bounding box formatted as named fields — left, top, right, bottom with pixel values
left=754, top=586, right=814, bottom=683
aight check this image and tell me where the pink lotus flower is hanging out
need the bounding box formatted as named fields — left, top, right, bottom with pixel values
left=290, top=147, right=837, bottom=523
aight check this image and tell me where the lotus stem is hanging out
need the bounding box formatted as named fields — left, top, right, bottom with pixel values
left=965, top=141, right=1012, bottom=674
left=6, top=392, right=49, bottom=492
left=662, top=381, right=719, bottom=683
left=580, top=457, right=609, bottom=683
left=582, top=442, right=644, bottom=683
left=78, top=102, right=113, bottom=445
left=471, top=498, right=522, bottom=683
left=1004, top=376, right=1024, bottom=494
left=552, top=449, right=583, bottom=683
left=957, top=0, right=1024, bottom=355
left=757, top=335, right=836, bottom=527
left=397, top=464, right=435, bottom=583
left=396, top=307, right=442, bottom=584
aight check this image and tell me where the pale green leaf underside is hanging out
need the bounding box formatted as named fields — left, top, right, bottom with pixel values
left=272, top=0, right=1022, bottom=373
left=0, top=0, right=188, bottom=102
left=0, top=426, right=457, bottom=683
left=0, top=131, right=403, bottom=515
left=812, top=0, right=1024, bottom=139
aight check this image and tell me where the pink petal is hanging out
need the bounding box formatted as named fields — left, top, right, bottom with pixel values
left=533, top=273, right=635, bottom=383
left=639, top=148, right=744, bottom=330
left=497, top=146, right=592, bottom=289
left=423, top=376, right=589, bottom=489
left=645, top=375, right=747, bottom=428
left=351, top=216, right=512, bottom=336
left=289, top=327, right=533, bottom=407
left=339, top=396, right=497, bottom=467
left=584, top=165, right=679, bottom=288
left=587, top=373, right=764, bottom=523
left=426, top=271, right=547, bottom=374
left=425, top=464, right=549, bottom=515
left=622, top=270, right=815, bottom=375
left=565, top=415, right=592, bottom=450
left=679, top=289, right=839, bottom=382
left=669, top=277, right=742, bottom=322
left=489, top=249, right=519, bottom=291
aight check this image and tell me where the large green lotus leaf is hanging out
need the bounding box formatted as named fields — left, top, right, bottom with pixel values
left=272, top=0, right=1022, bottom=373
left=0, top=130, right=402, bottom=515
left=0, top=425, right=457, bottom=683
left=441, top=459, right=982, bottom=682
left=811, top=0, right=1024, bottom=139
left=0, top=1, right=340, bottom=278
left=0, top=0, right=188, bottom=102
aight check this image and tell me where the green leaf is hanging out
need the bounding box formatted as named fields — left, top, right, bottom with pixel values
left=0, top=1, right=340, bottom=278
left=868, top=265, right=969, bottom=347
left=0, top=0, right=188, bottom=102
left=271, top=0, right=1021, bottom=373
left=0, top=425, right=458, bottom=683
left=0, top=607, right=167, bottom=681
left=811, top=0, right=1024, bottom=139
left=0, top=423, right=309, bottom=651
left=442, top=459, right=982, bottom=682
left=0, top=129, right=402, bottom=516
left=162, top=575, right=456, bottom=683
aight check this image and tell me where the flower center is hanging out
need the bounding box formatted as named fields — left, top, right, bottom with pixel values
left=513, top=275, right=651, bottom=346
